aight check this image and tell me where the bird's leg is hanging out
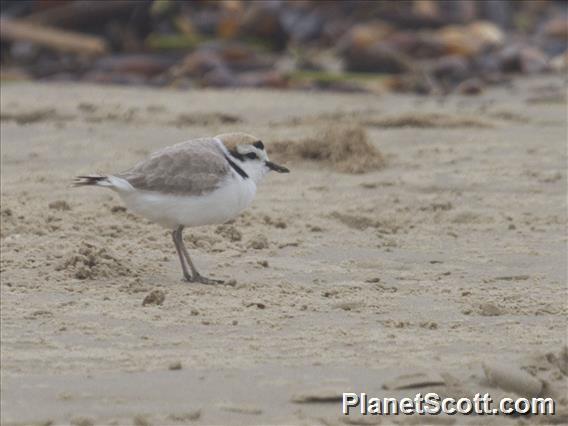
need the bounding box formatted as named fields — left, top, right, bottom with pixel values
left=172, top=226, right=192, bottom=282
left=177, top=227, right=224, bottom=285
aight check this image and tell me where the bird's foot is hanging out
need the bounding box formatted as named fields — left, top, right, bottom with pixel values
left=189, top=274, right=225, bottom=285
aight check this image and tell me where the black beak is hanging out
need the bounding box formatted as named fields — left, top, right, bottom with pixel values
left=265, top=160, right=289, bottom=173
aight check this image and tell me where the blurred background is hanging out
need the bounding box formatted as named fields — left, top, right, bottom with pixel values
left=1, top=0, right=567, bottom=95
left=2, top=3, right=567, bottom=425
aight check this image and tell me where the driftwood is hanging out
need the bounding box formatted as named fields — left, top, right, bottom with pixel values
left=0, top=18, right=107, bottom=56
left=26, top=0, right=140, bottom=28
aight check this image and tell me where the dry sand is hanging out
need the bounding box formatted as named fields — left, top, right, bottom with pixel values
left=0, top=77, right=567, bottom=425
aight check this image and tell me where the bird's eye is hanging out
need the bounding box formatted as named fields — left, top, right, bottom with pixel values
left=245, top=152, right=258, bottom=160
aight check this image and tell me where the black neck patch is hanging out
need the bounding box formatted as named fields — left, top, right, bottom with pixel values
left=229, top=149, right=244, bottom=161
left=225, top=154, right=249, bottom=179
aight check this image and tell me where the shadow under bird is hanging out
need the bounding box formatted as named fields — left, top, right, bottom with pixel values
left=75, top=133, right=289, bottom=284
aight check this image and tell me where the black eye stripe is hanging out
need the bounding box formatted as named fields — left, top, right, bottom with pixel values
left=253, top=141, right=264, bottom=150
left=245, top=152, right=257, bottom=159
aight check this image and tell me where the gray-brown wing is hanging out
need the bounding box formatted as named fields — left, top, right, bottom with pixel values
left=118, top=138, right=231, bottom=196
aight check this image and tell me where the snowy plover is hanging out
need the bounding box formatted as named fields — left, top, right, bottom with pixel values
left=75, top=133, right=289, bottom=284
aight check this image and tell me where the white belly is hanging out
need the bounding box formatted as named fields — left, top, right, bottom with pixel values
left=117, top=176, right=257, bottom=229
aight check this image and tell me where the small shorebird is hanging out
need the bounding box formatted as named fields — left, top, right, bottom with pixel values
left=75, top=133, right=289, bottom=284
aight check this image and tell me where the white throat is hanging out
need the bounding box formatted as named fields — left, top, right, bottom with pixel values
left=237, top=158, right=268, bottom=184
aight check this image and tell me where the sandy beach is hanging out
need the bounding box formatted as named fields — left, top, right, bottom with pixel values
left=1, top=76, right=566, bottom=425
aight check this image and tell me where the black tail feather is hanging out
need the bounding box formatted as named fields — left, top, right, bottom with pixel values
left=73, top=175, right=107, bottom=187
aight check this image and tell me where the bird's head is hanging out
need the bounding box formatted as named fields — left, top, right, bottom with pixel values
left=216, top=132, right=289, bottom=182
